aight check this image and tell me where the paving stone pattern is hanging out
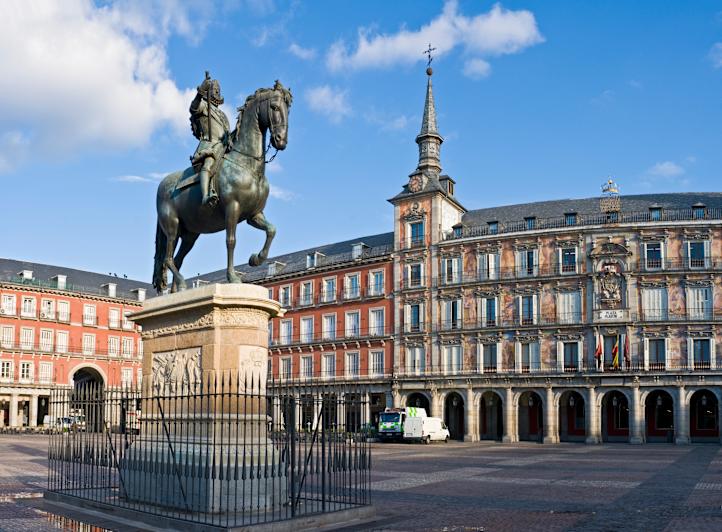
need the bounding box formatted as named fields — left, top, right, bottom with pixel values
left=0, top=435, right=721, bottom=531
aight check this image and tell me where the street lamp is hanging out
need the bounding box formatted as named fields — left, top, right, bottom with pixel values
left=612, top=396, right=618, bottom=407
left=569, top=395, right=576, bottom=407
left=656, top=395, right=663, bottom=407
left=452, top=396, right=459, bottom=407
left=528, top=396, right=534, bottom=407
left=701, top=395, right=708, bottom=407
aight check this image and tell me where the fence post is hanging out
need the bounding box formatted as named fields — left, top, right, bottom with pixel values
left=289, top=395, right=296, bottom=517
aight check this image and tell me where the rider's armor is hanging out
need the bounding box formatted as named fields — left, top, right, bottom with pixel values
left=190, top=72, right=230, bottom=206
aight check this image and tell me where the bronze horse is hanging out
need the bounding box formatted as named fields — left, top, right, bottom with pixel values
left=153, top=82, right=292, bottom=293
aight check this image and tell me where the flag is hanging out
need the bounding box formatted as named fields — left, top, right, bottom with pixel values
left=612, top=337, right=619, bottom=369
left=594, top=332, right=602, bottom=368
left=623, top=333, right=631, bottom=369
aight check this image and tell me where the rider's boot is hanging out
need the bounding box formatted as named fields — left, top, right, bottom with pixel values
left=200, top=169, right=218, bottom=207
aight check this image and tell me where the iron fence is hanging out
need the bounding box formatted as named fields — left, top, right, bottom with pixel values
left=47, top=375, right=371, bottom=528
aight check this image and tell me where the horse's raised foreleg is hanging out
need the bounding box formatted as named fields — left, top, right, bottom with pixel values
left=247, top=212, right=276, bottom=267
left=225, top=201, right=242, bottom=283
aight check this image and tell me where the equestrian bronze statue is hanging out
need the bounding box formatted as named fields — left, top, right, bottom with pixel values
left=153, top=74, right=292, bottom=293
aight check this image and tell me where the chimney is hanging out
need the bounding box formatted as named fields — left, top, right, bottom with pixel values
left=52, top=274, right=67, bottom=290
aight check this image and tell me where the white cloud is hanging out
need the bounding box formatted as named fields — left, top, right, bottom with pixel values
left=710, top=42, right=722, bottom=68
left=628, top=79, right=643, bottom=89
left=269, top=184, right=295, bottom=201
left=288, top=43, right=316, bottom=60
left=325, top=1, right=543, bottom=74
left=647, top=161, right=685, bottom=178
left=266, top=160, right=284, bottom=173
left=0, top=0, right=207, bottom=173
left=590, top=89, right=615, bottom=105
left=463, top=58, right=491, bottom=79
left=305, top=85, right=352, bottom=124
left=364, top=109, right=412, bottom=131
left=686, top=155, right=697, bottom=164
left=111, top=171, right=167, bottom=183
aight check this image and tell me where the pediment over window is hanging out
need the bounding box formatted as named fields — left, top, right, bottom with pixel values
left=589, top=242, right=631, bottom=258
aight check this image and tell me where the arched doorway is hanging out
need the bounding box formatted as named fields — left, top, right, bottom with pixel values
left=406, top=392, right=431, bottom=417
left=444, top=392, right=465, bottom=441
left=518, top=391, right=543, bottom=442
left=479, top=391, right=503, bottom=441
left=645, top=390, right=674, bottom=443
left=72, top=367, right=105, bottom=432
left=559, top=391, right=586, bottom=442
left=690, top=390, right=719, bottom=442
left=601, top=390, right=629, bottom=442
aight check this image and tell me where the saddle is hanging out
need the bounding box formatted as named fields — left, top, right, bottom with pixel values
left=175, top=141, right=227, bottom=192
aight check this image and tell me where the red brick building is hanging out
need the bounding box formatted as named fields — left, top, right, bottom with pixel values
left=0, top=260, right=149, bottom=428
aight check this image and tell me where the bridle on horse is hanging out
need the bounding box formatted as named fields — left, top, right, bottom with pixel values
left=230, top=92, right=285, bottom=164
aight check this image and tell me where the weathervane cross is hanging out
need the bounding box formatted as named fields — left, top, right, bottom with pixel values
left=423, top=43, right=437, bottom=67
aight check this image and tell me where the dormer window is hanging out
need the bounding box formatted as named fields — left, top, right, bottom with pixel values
left=525, top=217, right=536, bottom=230
left=52, top=275, right=67, bottom=290
left=18, top=270, right=33, bottom=281
left=102, top=283, right=117, bottom=298
left=649, top=207, right=662, bottom=221
left=452, top=224, right=463, bottom=238
left=565, top=212, right=577, bottom=226
left=352, top=243, right=368, bottom=259
left=488, top=221, right=498, bottom=235
left=268, top=261, right=284, bottom=276
left=692, top=203, right=706, bottom=220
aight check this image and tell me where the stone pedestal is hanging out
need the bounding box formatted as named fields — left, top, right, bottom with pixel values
left=121, top=283, right=284, bottom=513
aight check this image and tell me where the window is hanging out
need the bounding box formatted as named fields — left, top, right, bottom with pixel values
left=20, top=361, right=33, bottom=382
left=560, top=248, right=577, bottom=274
left=345, top=311, right=360, bottom=338
left=369, top=308, right=384, bottom=336
left=268, top=287, right=274, bottom=300
left=442, top=257, right=461, bottom=285
left=443, top=299, right=462, bottom=330
left=1, top=326, right=13, bottom=348
left=478, top=253, right=499, bottom=280
left=408, top=304, right=422, bottom=332
left=306, top=253, right=316, bottom=268
left=138, top=338, right=143, bottom=356
left=406, top=346, right=425, bottom=374
left=322, top=314, right=336, bottom=340
left=57, top=301, right=70, bottom=322
left=122, top=337, right=134, bottom=357
left=301, top=356, right=313, bottom=380
left=345, top=352, right=360, bottom=377
left=109, top=308, right=120, bottom=328
left=39, top=329, right=53, bottom=351
left=280, top=285, right=292, bottom=307
left=137, top=368, right=143, bottom=386
left=525, top=217, right=536, bottom=230
left=557, top=291, right=581, bottom=324
left=688, top=286, right=712, bottom=320
left=480, top=297, right=497, bottom=327
left=408, top=263, right=423, bottom=287
left=370, top=351, right=384, bottom=376
left=280, top=320, right=293, bottom=345
left=565, top=212, right=577, bottom=226
left=488, top=221, right=498, bottom=235
left=39, top=362, right=53, bottom=384
left=322, top=353, right=336, bottom=378
left=516, top=249, right=538, bottom=277
left=108, top=337, right=120, bottom=356
left=519, top=295, right=537, bottom=325
left=648, top=339, right=666, bottom=370
left=322, top=278, right=336, bottom=302
left=0, top=361, right=12, bottom=381
left=20, top=327, right=34, bottom=350
left=82, top=334, right=95, bottom=355
left=21, top=297, right=36, bottom=318
left=642, top=287, right=668, bottom=320
left=453, top=226, right=462, bottom=238
left=650, top=207, right=662, bottom=221
left=83, top=304, right=96, bottom=325
left=369, top=271, right=384, bottom=296
left=40, top=299, right=55, bottom=319
left=1, top=294, right=16, bottom=316
left=644, top=242, right=663, bottom=270
left=121, top=368, right=133, bottom=386
left=345, top=273, right=360, bottom=299
left=300, top=281, right=313, bottom=306
left=693, top=339, right=711, bottom=369
left=352, top=243, right=366, bottom=259
left=482, top=344, right=497, bottom=373
left=409, top=221, right=424, bottom=246
left=519, top=342, right=541, bottom=373
left=693, top=205, right=706, bottom=219
left=123, top=311, right=133, bottom=330
left=268, top=321, right=273, bottom=344
left=300, top=317, right=314, bottom=343
left=443, top=345, right=462, bottom=373
left=281, top=358, right=292, bottom=380
left=56, top=331, right=68, bottom=354
left=563, top=342, right=579, bottom=372
left=688, top=241, right=709, bottom=269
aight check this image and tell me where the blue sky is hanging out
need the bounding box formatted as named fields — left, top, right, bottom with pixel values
left=3, top=1, right=722, bottom=282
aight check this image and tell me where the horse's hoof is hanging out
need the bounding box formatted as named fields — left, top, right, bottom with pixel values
left=249, top=253, right=262, bottom=267
left=228, top=271, right=242, bottom=284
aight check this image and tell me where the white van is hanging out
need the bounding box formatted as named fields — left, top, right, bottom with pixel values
left=403, top=416, right=450, bottom=443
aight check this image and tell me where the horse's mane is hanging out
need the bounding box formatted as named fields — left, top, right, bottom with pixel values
left=233, top=81, right=292, bottom=144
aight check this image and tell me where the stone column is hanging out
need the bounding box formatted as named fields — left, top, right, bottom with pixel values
left=338, top=392, right=346, bottom=430
left=502, top=387, right=516, bottom=443
left=675, top=386, right=690, bottom=445
left=391, top=387, right=401, bottom=409
left=9, top=394, right=18, bottom=428
left=29, top=394, right=38, bottom=427
left=585, top=387, right=601, bottom=444
left=543, top=386, right=559, bottom=444
left=364, top=391, right=371, bottom=426
left=630, top=386, right=644, bottom=444
left=431, top=390, right=443, bottom=419
left=465, top=387, right=478, bottom=442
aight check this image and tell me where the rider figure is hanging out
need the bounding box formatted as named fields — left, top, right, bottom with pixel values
left=189, top=71, right=230, bottom=207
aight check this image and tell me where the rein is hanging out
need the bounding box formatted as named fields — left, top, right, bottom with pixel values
left=229, top=93, right=282, bottom=164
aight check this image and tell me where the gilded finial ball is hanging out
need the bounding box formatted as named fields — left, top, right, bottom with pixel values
left=426, top=67, right=433, bottom=76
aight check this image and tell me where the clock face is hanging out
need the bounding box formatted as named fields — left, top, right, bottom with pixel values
left=409, top=175, right=423, bottom=192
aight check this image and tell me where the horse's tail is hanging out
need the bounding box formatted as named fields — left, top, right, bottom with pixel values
left=152, top=222, right=167, bottom=294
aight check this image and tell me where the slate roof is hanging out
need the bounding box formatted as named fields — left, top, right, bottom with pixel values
left=0, top=258, right=152, bottom=301
left=193, top=231, right=394, bottom=284
left=462, top=192, right=722, bottom=227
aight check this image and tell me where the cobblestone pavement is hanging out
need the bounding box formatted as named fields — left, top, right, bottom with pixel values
left=0, top=435, right=721, bottom=531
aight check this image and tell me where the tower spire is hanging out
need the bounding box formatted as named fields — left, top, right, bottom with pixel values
left=415, top=45, right=443, bottom=175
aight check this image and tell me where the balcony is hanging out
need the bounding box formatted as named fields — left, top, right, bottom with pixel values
left=270, top=326, right=392, bottom=348
left=39, top=310, right=56, bottom=321
left=83, top=315, right=98, bottom=326
left=297, top=294, right=314, bottom=307
left=636, top=257, right=720, bottom=272
left=405, top=321, right=425, bottom=334
left=434, top=263, right=587, bottom=287
left=57, top=312, right=71, bottom=323
left=343, top=288, right=361, bottom=300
